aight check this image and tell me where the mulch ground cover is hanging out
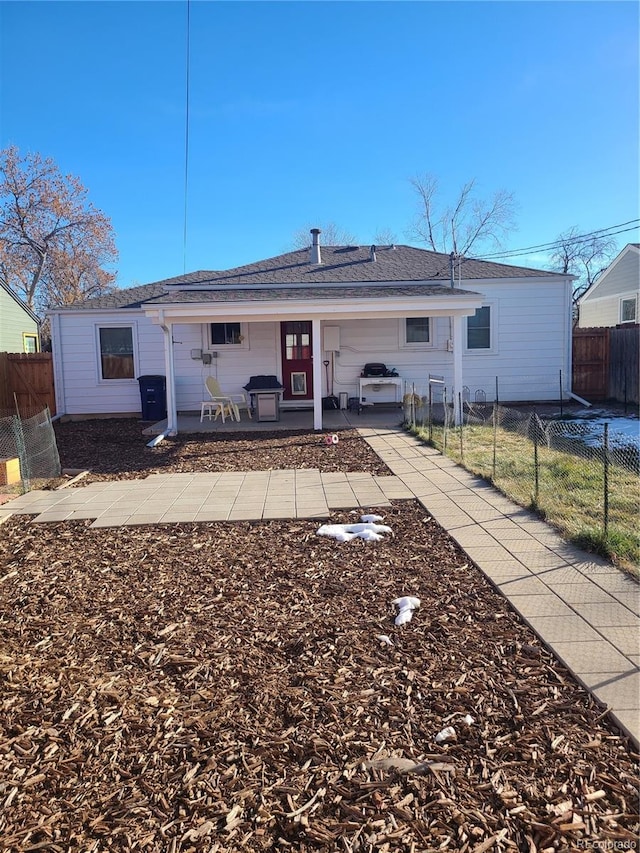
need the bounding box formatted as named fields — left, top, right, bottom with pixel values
left=0, top=421, right=638, bottom=851
left=52, top=420, right=390, bottom=482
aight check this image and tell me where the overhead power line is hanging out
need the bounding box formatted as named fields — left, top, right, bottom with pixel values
left=475, top=219, right=640, bottom=261
left=183, top=0, right=191, bottom=274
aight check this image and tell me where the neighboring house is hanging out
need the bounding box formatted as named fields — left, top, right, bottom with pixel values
left=49, top=232, right=574, bottom=432
left=0, top=281, right=40, bottom=353
left=577, top=244, right=640, bottom=328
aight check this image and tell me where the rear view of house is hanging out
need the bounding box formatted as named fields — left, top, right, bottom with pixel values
left=49, top=232, right=574, bottom=432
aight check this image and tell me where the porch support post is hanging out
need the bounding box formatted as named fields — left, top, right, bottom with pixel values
left=162, top=319, right=178, bottom=435
left=452, top=313, right=464, bottom=426
left=312, top=318, right=323, bottom=430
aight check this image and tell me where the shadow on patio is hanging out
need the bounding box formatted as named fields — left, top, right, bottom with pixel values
left=144, top=406, right=406, bottom=435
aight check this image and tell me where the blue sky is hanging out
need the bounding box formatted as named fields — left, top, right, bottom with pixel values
left=1, top=0, right=638, bottom=288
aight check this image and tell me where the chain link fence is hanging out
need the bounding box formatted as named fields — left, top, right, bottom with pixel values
left=404, top=387, right=640, bottom=568
left=0, top=407, right=61, bottom=494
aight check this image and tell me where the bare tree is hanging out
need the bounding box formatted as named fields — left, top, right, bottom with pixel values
left=0, top=146, right=118, bottom=312
left=290, top=221, right=358, bottom=250
left=372, top=226, right=399, bottom=246
left=408, top=173, right=517, bottom=257
left=549, top=225, right=618, bottom=304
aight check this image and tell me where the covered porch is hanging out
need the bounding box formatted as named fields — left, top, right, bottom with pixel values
left=143, top=285, right=484, bottom=435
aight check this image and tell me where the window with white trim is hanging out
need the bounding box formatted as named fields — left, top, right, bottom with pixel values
left=210, top=322, right=242, bottom=345
left=620, top=297, right=637, bottom=324
left=98, top=326, right=135, bottom=380
left=467, top=306, right=491, bottom=350
left=400, top=317, right=431, bottom=347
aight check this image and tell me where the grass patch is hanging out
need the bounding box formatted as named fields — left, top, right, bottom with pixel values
left=412, top=421, right=640, bottom=573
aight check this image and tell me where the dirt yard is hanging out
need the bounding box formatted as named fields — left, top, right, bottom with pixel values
left=0, top=420, right=638, bottom=851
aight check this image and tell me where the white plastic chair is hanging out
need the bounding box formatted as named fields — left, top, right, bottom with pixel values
left=204, top=376, right=252, bottom=421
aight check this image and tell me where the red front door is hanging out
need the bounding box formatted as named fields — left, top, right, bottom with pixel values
left=280, top=321, right=313, bottom=401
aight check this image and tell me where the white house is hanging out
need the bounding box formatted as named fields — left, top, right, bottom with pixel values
left=49, top=232, right=574, bottom=432
left=577, top=243, right=640, bottom=328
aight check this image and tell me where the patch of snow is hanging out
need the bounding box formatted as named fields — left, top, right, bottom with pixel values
left=393, top=596, right=420, bottom=625
left=317, top=517, right=392, bottom=542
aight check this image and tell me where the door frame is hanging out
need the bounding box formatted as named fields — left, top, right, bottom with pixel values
left=280, top=320, right=314, bottom=401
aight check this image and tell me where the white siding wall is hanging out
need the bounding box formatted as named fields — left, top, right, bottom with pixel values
left=329, top=316, right=451, bottom=403
left=56, top=311, right=165, bottom=415
left=578, top=298, right=621, bottom=328
left=578, top=249, right=640, bottom=328
left=173, top=321, right=280, bottom=411
left=0, top=288, right=38, bottom=352
left=55, top=276, right=571, bottom=415
left=329, top=280, right=570, bottom=402
left=461, top=279, right=570, bottom=401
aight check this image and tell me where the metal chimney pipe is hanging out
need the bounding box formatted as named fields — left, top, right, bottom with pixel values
left=370, top=244, right=377, bottom=262
left=310, top=228, right=322, bottom=264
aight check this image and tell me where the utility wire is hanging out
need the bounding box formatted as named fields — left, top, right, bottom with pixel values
left=182, top=0, right=191, bottom=274
left=476, top=219, right=640, bottom=261
left=425, top=220, right=640, bottom=281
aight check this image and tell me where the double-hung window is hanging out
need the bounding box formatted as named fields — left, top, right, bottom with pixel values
left=401, top=318, right=431, bottom=347
left=467, top=306, right=492, bottom=350
left=98, top=326, right=135, bottom=380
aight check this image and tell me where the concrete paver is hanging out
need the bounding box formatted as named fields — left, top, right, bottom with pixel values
left=1, top=425, right=637, bottom=747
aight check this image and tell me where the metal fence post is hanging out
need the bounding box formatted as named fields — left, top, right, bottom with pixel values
left=459, top=392, right=464, bottom=463
left=443, top=389, right=448, bottom=455
left=492, top=403, right=498, bottom=481
left=411, top=381, right=416, bottom=427
left=532, top=412, right=540, bottom=506
left=603, top=423, right=609, bottom=536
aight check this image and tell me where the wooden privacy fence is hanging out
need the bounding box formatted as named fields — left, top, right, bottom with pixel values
left=572, top=326, right=639, bottom=405
left=0, top=352, right=56, bottom=417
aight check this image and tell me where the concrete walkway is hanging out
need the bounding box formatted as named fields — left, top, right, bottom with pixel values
left=1, top=426, right=638, bottom=746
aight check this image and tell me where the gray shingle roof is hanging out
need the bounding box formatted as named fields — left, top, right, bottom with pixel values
left=54, top=244, right=564, bottom=311
left=146, top=283, right=481, bottom=305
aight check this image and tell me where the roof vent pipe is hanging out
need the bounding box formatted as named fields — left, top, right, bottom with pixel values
left=370, top=244, right=377, bottom=262
left=310, top=228, right=322, bottom=264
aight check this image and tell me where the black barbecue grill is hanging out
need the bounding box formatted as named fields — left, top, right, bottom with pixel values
left=361, top=363, right=398, bottom=378
left=243, top=375, right=284, bottom=393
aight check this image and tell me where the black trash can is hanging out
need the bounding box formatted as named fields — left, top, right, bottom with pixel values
left=137, top=375, right=167, bottom=420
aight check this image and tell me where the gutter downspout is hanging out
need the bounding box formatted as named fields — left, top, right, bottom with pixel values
left=565, top=277, right=574, bottom=402
left=159, top=310, right=178, bottom=436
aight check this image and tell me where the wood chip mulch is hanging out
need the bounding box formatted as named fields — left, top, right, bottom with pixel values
left=1, top=489, right=638, bottom=850
left=52, top=421, right=390, bottom=483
